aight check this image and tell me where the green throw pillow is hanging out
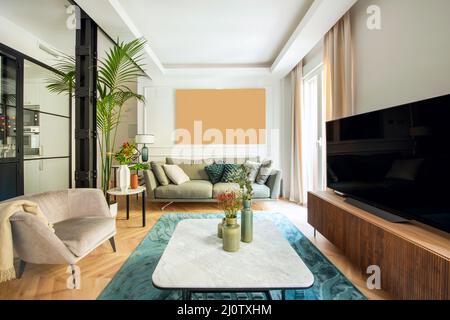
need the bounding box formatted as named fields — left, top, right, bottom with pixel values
left=151, top=161, right=170, bottom=186
left=221, top=164, right=244, bottom=183
left=205, top=162, right=225, bottom=184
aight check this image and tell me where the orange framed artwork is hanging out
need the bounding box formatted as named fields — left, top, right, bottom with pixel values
left=175, top=89, right=266, bottom=145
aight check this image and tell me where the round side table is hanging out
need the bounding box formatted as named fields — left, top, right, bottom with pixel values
left=107, top=186, right=147, bottom=227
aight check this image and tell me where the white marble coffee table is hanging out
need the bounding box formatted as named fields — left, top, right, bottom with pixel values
left=152, top=219, right=314, bottom=300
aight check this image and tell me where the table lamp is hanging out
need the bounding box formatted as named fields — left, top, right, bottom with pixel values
left=135, top=134, right=154, bottom=162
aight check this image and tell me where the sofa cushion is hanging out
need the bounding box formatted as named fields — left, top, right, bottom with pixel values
left=166, top=158, right=192, bottom=165
left=221, top=164, right=244, bottom=182
left=54, top=217, right=116, bottom=257
left=252, top=183, right=271, bottom=199
left=163, top=165, right=190, bottom=185
left=244, top=161, right=261, bottom=183
left=256, top=160, right=273, bottom=185
left=212, top=183, right=240, bottom=198
left=151, top=161, right=169, bottom=186
left=155, top=180, right=213, bottom=199
left=205, top=162, right=225, bottom=184
left=179, top=163, right=209, bottom=180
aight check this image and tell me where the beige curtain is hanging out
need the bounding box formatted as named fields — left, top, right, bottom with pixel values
left=324, top=12, right=354, bottom=121
left=288, top=62, right=305, bottom=204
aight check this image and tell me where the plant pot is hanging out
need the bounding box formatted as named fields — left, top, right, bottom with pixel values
left=241, top=200, right=253, bottom=243
left=223, top=218, right=240, bottom=252
left=130, top=174, right=139, bottom=189
left=217, top=218, right=226, bottom=239
left=117, top=164, right=130, bottom=192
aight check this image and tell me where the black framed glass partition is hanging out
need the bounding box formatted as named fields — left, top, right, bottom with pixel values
left=0, top=47, right=22, bottom=200
left=23, top=59, right=71, bottom=194
left=0, top=43, right=72, bottom=200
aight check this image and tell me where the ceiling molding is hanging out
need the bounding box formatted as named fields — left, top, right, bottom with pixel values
left=108, top=0, right=165, bottom=76
left=163, top=66, right=272, bottom=78
left=271, top=0, right=358, bottom=78
left=77, top=0, right=358, bottom=79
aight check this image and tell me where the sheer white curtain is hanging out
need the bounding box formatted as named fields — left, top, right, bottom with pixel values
left=285, top=61, right=327, bottom=205
left=287, top=62, right=305, bottom=204
left=302, top=76, right=320, bottom=202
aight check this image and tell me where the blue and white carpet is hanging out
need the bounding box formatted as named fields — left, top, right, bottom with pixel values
left=98, top=213, right=366, bottom=300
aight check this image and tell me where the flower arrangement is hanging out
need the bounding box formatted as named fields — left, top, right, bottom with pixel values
left=217, top=190, right=242, bottom=219
left=228, top=165, right=254, bottom=201
left=114, top=142, right=138, bottom=165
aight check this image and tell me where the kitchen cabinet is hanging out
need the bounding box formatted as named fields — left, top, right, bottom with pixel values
left=24, top=158, right=69, bottom=194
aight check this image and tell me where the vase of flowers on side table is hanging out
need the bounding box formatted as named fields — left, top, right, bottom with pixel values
left=114, top=142, right=139, bottom=192
left=217, top=191, right=242, bottom=252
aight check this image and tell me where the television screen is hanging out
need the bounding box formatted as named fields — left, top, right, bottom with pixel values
left=326, top=94, right=450, bottom=234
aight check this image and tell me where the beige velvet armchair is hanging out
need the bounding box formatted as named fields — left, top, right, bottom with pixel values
left=6, top=189, right=116, bottom=284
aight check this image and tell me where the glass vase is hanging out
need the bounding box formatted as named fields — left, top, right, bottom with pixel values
left=217, top=218, right=225, bottom=238
left=223, top=218, right=240, bottom=252
left=241, top=200, right=253, bottom=243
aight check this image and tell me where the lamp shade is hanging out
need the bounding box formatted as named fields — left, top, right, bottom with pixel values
left=135, top=134, right=155, bottom=144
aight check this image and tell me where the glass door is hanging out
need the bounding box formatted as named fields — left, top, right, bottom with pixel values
left=23, top=59, right=71, bottom=195
left=0, top=48, right=22, bottom=200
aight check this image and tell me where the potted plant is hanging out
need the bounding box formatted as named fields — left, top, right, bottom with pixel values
left=114, top=142, right=138, bottom=192
left=129, top=163, right=150, bottom=189
left=217, top=190, right=242, bottom=252
left=47, top=38, right=147, bottom=195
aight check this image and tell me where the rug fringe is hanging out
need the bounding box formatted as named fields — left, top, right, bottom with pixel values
left=0, top=267, right=16, bottom=283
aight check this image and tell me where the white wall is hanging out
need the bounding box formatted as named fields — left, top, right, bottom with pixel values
left=0, top=16, right=60, bottom=66
left=137, top=75, right=283, bottom=168
left=351, top=0, right=450, bottom=114
left=97, top=31, right=138, bottom=152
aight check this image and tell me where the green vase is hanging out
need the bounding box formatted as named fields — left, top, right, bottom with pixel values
left=241, top=200, right=253, bottom=243
left=217, top=218, right=225, bottom=239
left=223, top=218, right=240, bottom=252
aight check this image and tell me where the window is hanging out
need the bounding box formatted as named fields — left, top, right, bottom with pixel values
left=302, top=66, right=326, bottom=200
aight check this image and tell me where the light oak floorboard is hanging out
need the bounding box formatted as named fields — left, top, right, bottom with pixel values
left=0, top=197, right=392, bottom=300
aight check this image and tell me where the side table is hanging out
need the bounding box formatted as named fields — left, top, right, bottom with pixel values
left=107, top=186, right=146, bottom=227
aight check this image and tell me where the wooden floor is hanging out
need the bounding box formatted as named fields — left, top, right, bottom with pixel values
left=0, top=197, right=393, bottom=300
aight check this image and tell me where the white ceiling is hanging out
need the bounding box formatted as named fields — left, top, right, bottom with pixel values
left=0, top=0, right=358, bottom=79
left=0, top=0, right=75, bottom=55
left=76, top=0, right=358, bottom=79
left=116, top=0, right=314, bottom=67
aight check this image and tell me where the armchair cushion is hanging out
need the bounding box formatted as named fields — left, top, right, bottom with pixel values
left=54, top=217, right=116, bottom=257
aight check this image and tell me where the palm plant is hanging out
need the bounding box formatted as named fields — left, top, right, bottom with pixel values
left=47, top=38, right=147, bottom=195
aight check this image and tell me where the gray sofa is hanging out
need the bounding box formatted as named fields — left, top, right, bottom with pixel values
left=144, top=158, right=282, bottom=203
left=5, top=189, right=116, bottom=282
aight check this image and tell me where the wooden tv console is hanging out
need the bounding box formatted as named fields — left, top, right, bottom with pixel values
left=308, top=191, right=450, bottom=300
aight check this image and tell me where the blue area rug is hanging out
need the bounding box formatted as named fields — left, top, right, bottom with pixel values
left=98, top=213, right=366, bottom=300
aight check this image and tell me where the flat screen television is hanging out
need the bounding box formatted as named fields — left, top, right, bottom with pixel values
left=326, top=94, right=450, bottom=234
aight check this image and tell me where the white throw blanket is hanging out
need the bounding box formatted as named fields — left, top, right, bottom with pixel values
left=0, top=200, right=54, bottom=283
